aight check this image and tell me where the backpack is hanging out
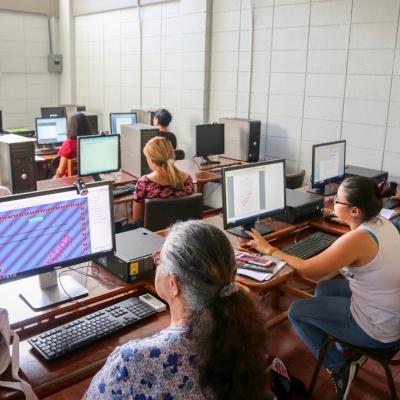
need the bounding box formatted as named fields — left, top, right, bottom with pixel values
left=0, top=308, right=38, bottom=400
left=269, top=357, right=308, bottom=400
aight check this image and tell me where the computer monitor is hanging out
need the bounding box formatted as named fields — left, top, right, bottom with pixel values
left=78, top=134, right=120, bottom=181
left=196, top=123, right=224, bottom=166
left=86, top=114, right=98, bottom=134
left=310, top=140, right=346, bottom=196
left=35, top=117, right=67, bottom=146
left=40, top=106, right=66, bottom=118
left=222, top=159, right=286, bottom=238
left=0, top=181, right=115, bottom=310
left=110, top=112, right=138, bottom=134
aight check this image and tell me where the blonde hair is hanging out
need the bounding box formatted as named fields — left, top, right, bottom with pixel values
left=144, top=137, right=184, bottom=190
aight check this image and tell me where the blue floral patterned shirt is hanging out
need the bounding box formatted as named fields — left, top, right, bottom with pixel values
left=87, top=325, right=209, bottom=400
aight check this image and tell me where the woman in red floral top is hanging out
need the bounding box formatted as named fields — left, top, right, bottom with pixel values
left=132, top=137, right=194, bottom=224
left=54, top=112, right=91, bottom=178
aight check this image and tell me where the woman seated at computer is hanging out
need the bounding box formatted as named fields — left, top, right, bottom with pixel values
left=247, top=176, right=400, bottom=399
left=54, top=112, right=91, bottom=178
left=131, top=136, right=193, bottom=224
left=85, top=220, right=269, bottom=400
left=153, top=108, right=177, bottom=149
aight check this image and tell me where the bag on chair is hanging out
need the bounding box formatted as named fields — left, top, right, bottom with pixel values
left=0, top=308, right=38, bottom=400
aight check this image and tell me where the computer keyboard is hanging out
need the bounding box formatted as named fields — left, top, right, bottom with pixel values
left=282, top=231, right=338, bottom=259
left=28, top=296, right=157, bottom=361
left=113, top=183, right=136, bottom=198
left=382, top=197, right=400, bottom=209
left=35, top=148, right=59, bottom=155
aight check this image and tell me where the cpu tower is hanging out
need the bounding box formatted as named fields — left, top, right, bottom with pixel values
left=131, top=109, right=157, bottom=125
left=0, top=134, right=37, bottom=193
left=219, top=118, right=260, bottom=162
left=121, top=124, right=159, bottom=176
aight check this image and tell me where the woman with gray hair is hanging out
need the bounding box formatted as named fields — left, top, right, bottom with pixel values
left=85, top=220, right=269, bottom=400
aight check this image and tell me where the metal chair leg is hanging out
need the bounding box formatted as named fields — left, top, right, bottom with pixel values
left=382, top=363, right=398, bottom=400
left=308, top=338, right=331, bottom=396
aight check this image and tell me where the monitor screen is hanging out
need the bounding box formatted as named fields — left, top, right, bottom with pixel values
left=110, top=113, right=138, bottom=134
left=40, top=106, right=66, bottom=118
left=222, top=159, right=286, bottom=237
left=78, top=134, right=120, bottom=177
left=36, top=117, right=67, bottom=145
left=196, top=123, right=224, bottom=159
left=0, top=182, right=114, bottom=284
left=312, top=140, right=346, bottom=191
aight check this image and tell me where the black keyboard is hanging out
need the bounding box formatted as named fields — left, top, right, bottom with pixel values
left=282, top=231, right=338, bottom=259
left=382, top=198, right=400, bottom=209
left=35, top=148, right=59, bottom=155
left=113, top=183, right=136, bottom=198
left=28, top=296, right=157, bottom=361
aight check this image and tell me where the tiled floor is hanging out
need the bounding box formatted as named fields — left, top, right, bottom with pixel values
left=43, top=294, right=399, bottom=400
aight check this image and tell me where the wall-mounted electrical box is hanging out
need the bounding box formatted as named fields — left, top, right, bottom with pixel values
left=48, top=54, right=63, bottom=72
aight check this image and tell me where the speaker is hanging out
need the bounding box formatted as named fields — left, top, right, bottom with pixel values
left=121, top=124, right=159, bottom=177
left=0, top=134, right=37, bottom=194
left=219, top=118, right=260, bottom=162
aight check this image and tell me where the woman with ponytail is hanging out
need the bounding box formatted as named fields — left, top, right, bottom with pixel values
left=131, top=136, right=193, bottom=224
left=86, top=220, right=269, bottom=400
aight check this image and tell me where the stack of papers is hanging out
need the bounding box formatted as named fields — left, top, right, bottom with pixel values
left=236, top=252, right=286, bottom=281
left=380, top=208, right=399, bottom=220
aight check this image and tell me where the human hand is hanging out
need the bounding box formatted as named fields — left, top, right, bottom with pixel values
left=245, top=229, right=274, bottom=254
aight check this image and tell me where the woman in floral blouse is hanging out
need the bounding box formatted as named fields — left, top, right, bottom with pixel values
left=131, top=137, right=193, bottom=225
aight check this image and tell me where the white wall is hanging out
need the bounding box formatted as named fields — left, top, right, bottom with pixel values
left=75, top=0, right=210, bottom=156
left=0, top=10, right=59, bottom=129
left=208, top=0, right=400, bottom=181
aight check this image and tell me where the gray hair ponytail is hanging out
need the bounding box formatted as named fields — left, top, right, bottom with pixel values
left=159, top=220, right=237, bottom=311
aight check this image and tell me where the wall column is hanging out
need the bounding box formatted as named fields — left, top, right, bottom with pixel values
left=59, top=0, right=75, bottom=104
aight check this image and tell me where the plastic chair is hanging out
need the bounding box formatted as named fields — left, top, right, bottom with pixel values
left=144, top=193, right=203, bottom=232
left=308, top=336, right=400, bottom=399
left=285, top=169, right=305, bottom=189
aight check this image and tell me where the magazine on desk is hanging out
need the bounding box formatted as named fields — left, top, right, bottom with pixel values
left=235, top=250, right=286, bottom=282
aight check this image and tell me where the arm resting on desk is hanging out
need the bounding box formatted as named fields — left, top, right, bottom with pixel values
left=246, top=228, right=377, bottom=278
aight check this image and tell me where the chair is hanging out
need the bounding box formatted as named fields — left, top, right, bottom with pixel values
left=285, top=169, right=305, bottom=189
left=174, top=149, right=185, bottom=160
left=308, top=336, right=400, bottom=399
left=67, top=158, right=77, bottom=177
left=144, top=193, right=203, bottom=232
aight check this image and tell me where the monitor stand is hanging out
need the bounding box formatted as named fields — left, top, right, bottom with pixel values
left=200, top=156, right=221, bottom=166
left=92, top=174, right=102, bottom=181
left=19, top=270, right=88, bottom=310
left=307, top=184, right=338, bottom=197
left=227, top=221, right=275, bottom=239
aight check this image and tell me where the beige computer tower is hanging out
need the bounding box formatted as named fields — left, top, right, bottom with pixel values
left=219, top=118, right=260, bottom=162
left=121, top=124, right=159, bottom=177
left=131, top=109, right=157, bottom=125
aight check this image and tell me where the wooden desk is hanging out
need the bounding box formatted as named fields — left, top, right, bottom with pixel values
left=1, top=266, right=169, bottom=400
left=37, top=170, right=137, bottom=192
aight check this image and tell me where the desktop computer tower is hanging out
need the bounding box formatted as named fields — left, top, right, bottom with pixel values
left=344, top=165, right=388, bottom=183
left=219, top=118, right=260, bottom=162
left=0, top=134, right=37, bottom=194
left=121, top=124, right=159, bottom=176
left=85, top=114, right=98, bottom=134
left=132, top=109, right=156, bottom=125
left=0, top=110, right=2, bottom=132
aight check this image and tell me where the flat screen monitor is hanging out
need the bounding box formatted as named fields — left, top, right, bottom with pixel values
left=86, top=114, right=98, bottom=134
left=35, top=117, right=67, bottom=146
left=0, top=181, right=115, bottom=309
left=196, top=123, right=224, bottom=166
left=110, top=112, right=138, bottom=134
left=40, top=106, right=66, bottom=118
left=78, top=134, right=120, bottom=180
left=310, top=140, right=346, bottom=196
left=222, top=159, right=286, bottom=238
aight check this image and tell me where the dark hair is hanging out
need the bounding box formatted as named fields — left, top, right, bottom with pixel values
left=154, top=108, right=172, bottom=127
left=341, top=176, right=382, bottom=221
left=160, top=221, right=268, bottom=400
left=67, top=112, right=91, bottom=139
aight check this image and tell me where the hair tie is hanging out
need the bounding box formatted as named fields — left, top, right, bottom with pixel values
left=219, top=283, right=238, bottom=298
